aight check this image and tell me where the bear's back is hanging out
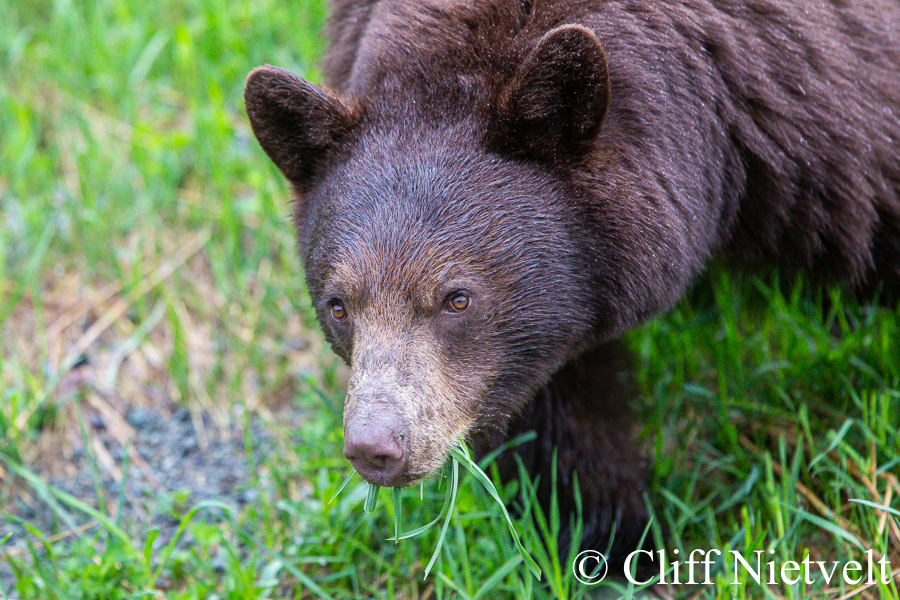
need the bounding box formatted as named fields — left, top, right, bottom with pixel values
left=320, top=0, right=900, bottom=297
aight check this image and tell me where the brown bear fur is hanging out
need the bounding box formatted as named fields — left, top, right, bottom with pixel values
left=245, top=0, right=900, bottom=566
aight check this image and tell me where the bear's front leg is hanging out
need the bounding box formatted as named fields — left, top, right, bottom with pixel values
left=478, top=340, right=651, bottom=569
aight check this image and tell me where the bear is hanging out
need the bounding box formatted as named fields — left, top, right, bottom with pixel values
left=244, top=0, right=900, bottom=567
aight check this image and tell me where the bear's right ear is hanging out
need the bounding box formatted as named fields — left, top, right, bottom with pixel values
left=490, top=25, right=610, bottom=160
left=244, top=66, right=359, bottom=189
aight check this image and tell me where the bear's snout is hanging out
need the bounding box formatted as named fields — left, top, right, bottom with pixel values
left=343, top=417, right=408, bottom=487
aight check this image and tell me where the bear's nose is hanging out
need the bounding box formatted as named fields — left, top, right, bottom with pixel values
left=343, top=421, right=406, bottom=486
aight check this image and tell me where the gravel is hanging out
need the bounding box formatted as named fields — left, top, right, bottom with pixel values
left=1, top=404, right=276, bottom=588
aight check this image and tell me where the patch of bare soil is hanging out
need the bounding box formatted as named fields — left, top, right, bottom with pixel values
left=0, top=232, right=333, bottom=587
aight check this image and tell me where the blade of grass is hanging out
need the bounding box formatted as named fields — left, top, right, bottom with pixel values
left=850, top=498, right=900, bottom=519
left=364, top=483, right=379, bottom=513
left=476, top=430, right=537, bottom=469
left=392, top=486, right=402, bottom=545
left=329, top=469, right=356, bottom=504
left=255, top=545, right=336, bottom=600
left=0, top=455, right=120, bottom=549
left=781, top=503, right=865, bottom=551
left=449, top=443, right=541, bottom=580
left=390, top=478, right=454, bottom=541
left=149, top=499, right=233, bottom=584
left=424, top=456, right=458, bottom=578
left=473, top=554, right=523, bottom=599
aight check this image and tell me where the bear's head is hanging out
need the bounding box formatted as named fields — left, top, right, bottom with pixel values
left=245, top=26, right=612, bottom=487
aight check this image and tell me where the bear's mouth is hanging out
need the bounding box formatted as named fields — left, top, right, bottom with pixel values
left=341, top=339, right=481, bottom=489
left=342, top=420, right=408, bottom=486
left=343, top=420, right=472, bottom=488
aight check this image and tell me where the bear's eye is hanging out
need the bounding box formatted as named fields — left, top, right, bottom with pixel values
left=446, top=293, right=470, bottom=313
left=330, top=302, right=348, bottom=322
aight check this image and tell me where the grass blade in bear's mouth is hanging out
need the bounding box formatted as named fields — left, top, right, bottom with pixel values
left=330, top=468, right=380, bottom=513
left=423, top=456, right=458, bottom=578
left=364, top=482, right=379, bottom=512
left=329, top=468, right=357, bottom=504
left=331, top=441, right=542, bottom=580
left=392, top=487, right=402, bottom=544
left=389, top=475, right=454, bottom=541
left=448, top=443, right=542, bottom=580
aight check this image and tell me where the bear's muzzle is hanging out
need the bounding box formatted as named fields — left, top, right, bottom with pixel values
left=343, top=415, right=408, bottom=487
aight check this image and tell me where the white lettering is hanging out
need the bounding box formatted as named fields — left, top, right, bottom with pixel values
left=879, top=553, right=891, bottom=584
left=780, top=561, right=800, bottom=585
left=686, top=550, right=705, bottom=584
left=731, top=550, right=764, bottom=585
left=623, top=549, right=653, bottom=585
left=815, top=559, right=840, bottom=585
left=844, top=561, right=862, bottom=585
left=703, top=549, right=720, bottom=584
left=591, top=547, right=896, bottom=588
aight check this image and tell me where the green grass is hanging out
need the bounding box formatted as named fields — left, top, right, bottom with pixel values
left=1, top=0, right=898, bottom=598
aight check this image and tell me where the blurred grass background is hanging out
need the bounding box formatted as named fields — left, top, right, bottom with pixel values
left=0, top=0, right=898, bottom=598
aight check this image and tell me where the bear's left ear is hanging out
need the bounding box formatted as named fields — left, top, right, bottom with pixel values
left=491, top=25, right=610, bottom=160
left=244, top=66, right=360, bottom=190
